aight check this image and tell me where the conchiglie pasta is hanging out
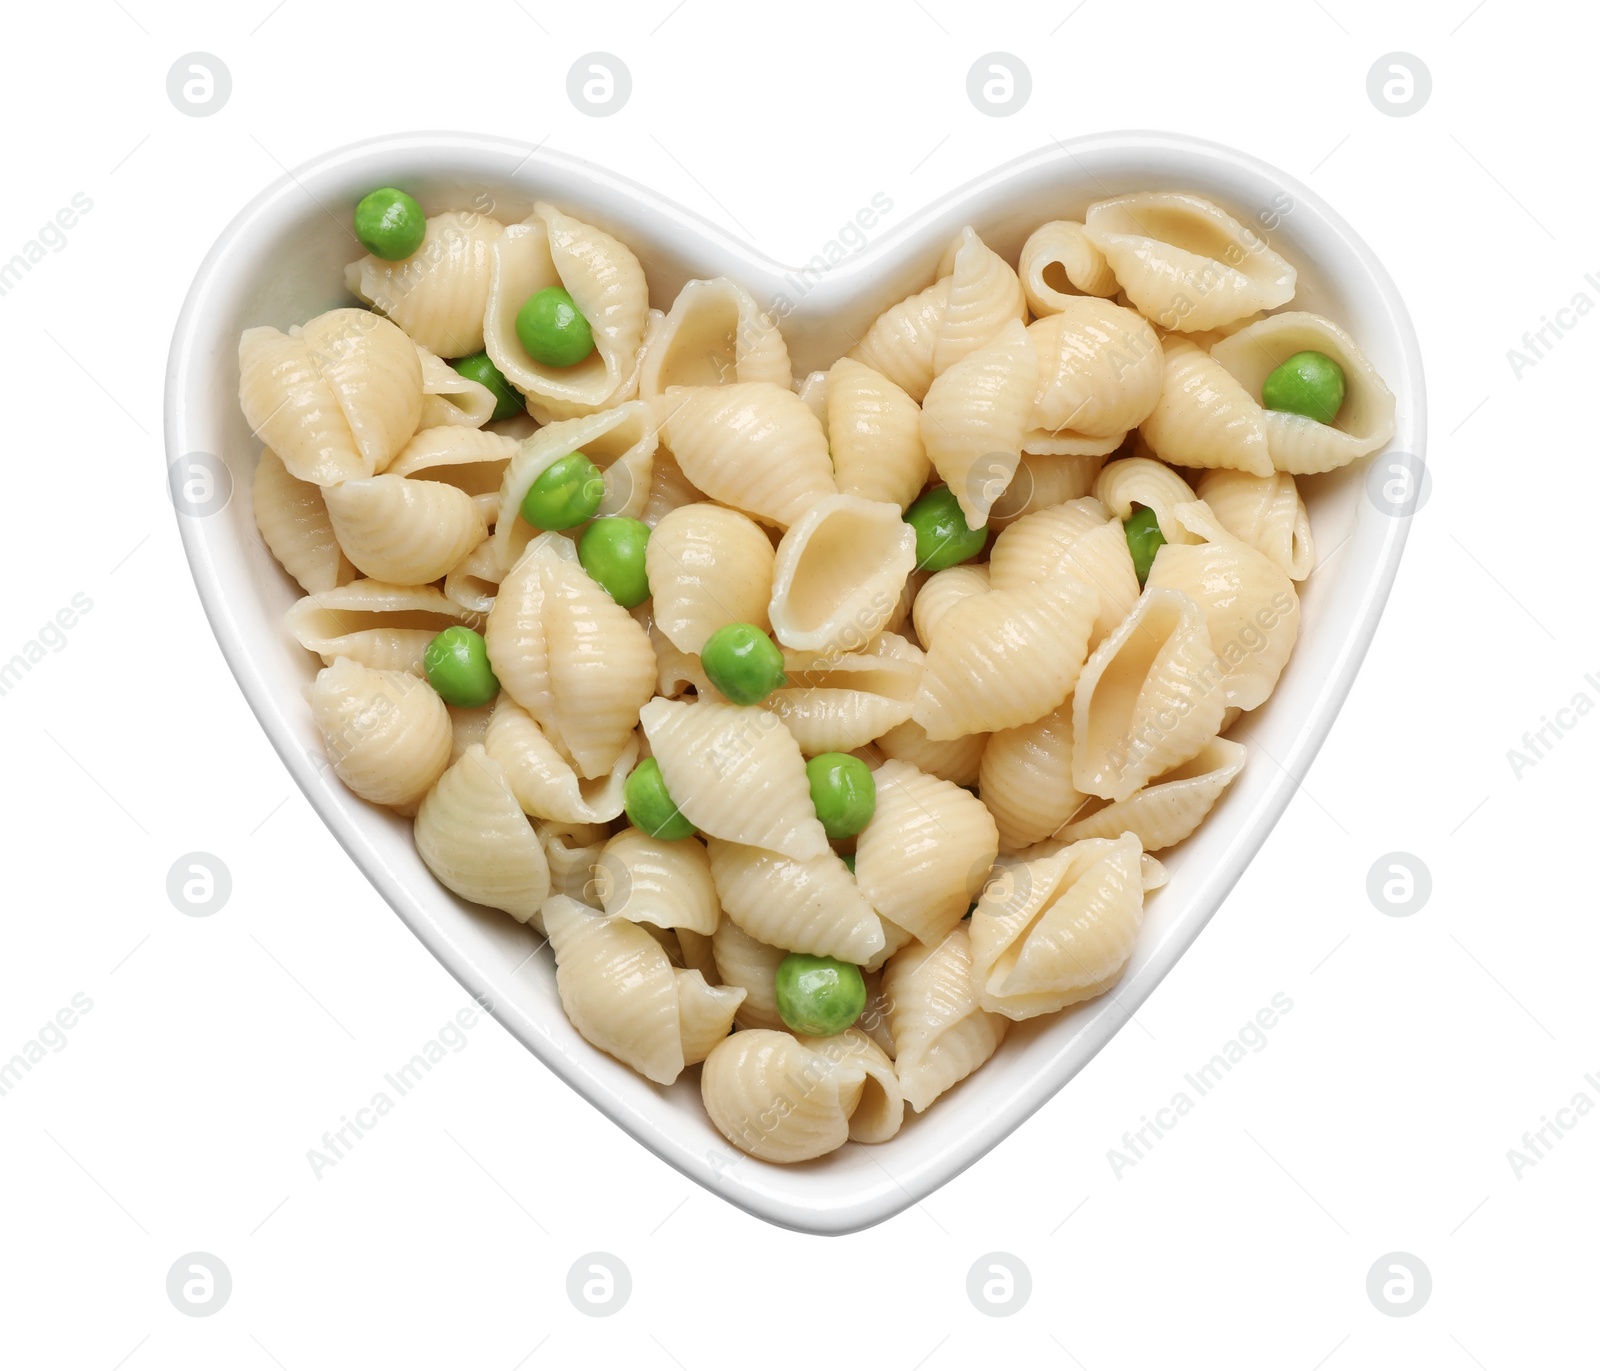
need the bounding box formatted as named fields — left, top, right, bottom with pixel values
left=712, top=919, right=787, bottom=1031
left=765, top=632, right=923, bottom=755
left=638, top=276, right=792, bottom=400
left=978, top=706, right=1086, bottom=853
left=646, top=503, right=775, bottom=653
left=310, top=657, right=451, bottom=811
left=921, top=318, right=1037, bottom=529
left=1055, top=736, right=1247, bottom=851
left=1209, top=311, right=1397, bottom=474
left=324, top=474, right=486, bottom=586
left=252, top=449, right=354, bottom=594
left=873, top=718, right=987, bottom=787
left=386, top=426, right=518, bottom=495
left=346, top=210, right=504, bottom=357
left=540, top=825, right=605, bottom=904
left=1018, top=219, right=1120, bottom=314
left=640, top=449, right=706, bottom=529
left=825, top=357, right=930, bottom=510
left=657, top=381, right=836, bottom=529
left=933, top=226, right=1029, bottom=375
left=286, top=580, right=473, bottom=674
left=596, top=828, right=721, bottom=935
left=768, top=495, right=916, bottom=653
left=913, top=577, right=1097, bottom=740
left=853, top=759, right=999, bottom=946
left=638, top=698, right=830, bottom=861
left=882, top=924, right=1008, bottom=1112
left=1028, top=298, right=1163, bottom=439
left=413, top=746, right=550, bottom=923
left=1083, top=191, right=1296, bottom=332
left=1195, top=469, right=1314, bottom=581
left=1093, top=456, right=1205, bottom=545
left=911, top=564, right=990, bottom=646
left=968, top=834, right=1147, bottom=1019
left=847, top=276, right=950, bottom=402
left=414, top=343, right=498, bottom=430
left=1138, top=336, right=1273, bottom=478
left=701, top=1028, right=902, bottom=1162
left=987, top=497, right=1140, bottom=646
left=239, top=309, right=422, bottom=485
left=483, top=696, right=634, bottom=825
left=1071, top=586, right=1228, bottom=801
left=987, top=452, right=1106, bottom=529
left=706, top=839, right=885, bottom=964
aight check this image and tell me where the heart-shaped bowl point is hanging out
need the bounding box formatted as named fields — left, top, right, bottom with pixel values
left=165, top=130, right=1423, bottom=1234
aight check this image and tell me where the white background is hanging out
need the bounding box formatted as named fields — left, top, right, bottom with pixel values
left=1, top=0, right=1594, bottom=1365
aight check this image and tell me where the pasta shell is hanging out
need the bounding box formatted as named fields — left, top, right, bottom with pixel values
left=639, top=699, right=830, bottom=861
left=1139, top=336, right=1273, bottom=478
left=387, top=426, right=518, bottom=495
left=853, top=759, right=999, bottom=946
left=310, top=657, right=451, bottom=811
left=1018, top=219, right=1120, bottom=314
left=847, top=276, right=950, bottom=402
left=1195, top=469, right=1314, bottom=580
left=706, top=839, right=886, bottom=963
left=766, top=632, right=923, bottom=755
left=677, top=972, right=747, bottom=1068
left=287, top=579, right=473, bottom=674
left=933, top=226, right=1028, bottom=375
left=413, top=746, right=550, bottom=923
left=768, top=495, right=917, bottom=653
left=1055, top=736, right=1247, bottom=850
left=638, top=276, right=792, bottom=400
left=492, top=401, right=656, bottom=569
left=1145, top=503, right=1300, bottom=710
left=640, top=449, right=706, bottom=529
left=414, top=343, right=498, bottom=430
left=540, top=825, right=605, bottom=904
left=646, top=503, right=775, bottom=653
left=597, top=828, right=721, bottom=935
left=484, top=696, right=634, bottom=825
left=657, top=381, right=836, bottom=529
left=882, top=925, right=1008, bottom=1113
left=639, top=607, right=715, bottom=698
left=968, top=834, right=1147, bottom=1019
left=1083, top=191, right=1296, bottom=332
left=1071, top=586, right=1228, bottom=801
left=921, top=318, right=1038, bottom=529
left=874, top=718, right=987, bottom=787
left=1093, top=456, right=1204, bottom=545
left=324, top=475, right=486, bottom=586
left=1028, top=300, right=1163, bottom=438
left=701, top=1028, right=902, bottom=1162
left=544, top=895, right=741, bottom=1084
left=448, top=703, right=494, bottom=762
left=1209, top=311, right=1397, bottom=474
left=988, top=497, right=1141, bottom=646
left=911, top=564, right=990, bottom=646
left=712, top=919, right=787, bottom=1030
left=988, top=452, right=1106, bottom=530
left=443, top=535, right=502, bottom=617
left=825, top=357, right=930, bottom=510
left=252, top=449, right=354, bottom=594
left=346, top=210, right=503, bottom=357
left=913, top=577, right=1097, bottom=740
left=978, top=706, right=1087, bottom=853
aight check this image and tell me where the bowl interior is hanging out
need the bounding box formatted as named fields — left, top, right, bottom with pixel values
left=166, top=131, right=1421, bottom=1233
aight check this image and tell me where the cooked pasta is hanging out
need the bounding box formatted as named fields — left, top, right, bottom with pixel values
left=244, top=181, right=1391, bottom=1164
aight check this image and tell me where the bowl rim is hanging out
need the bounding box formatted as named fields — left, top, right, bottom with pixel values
left=164, top=128, right=1425, bottom=1233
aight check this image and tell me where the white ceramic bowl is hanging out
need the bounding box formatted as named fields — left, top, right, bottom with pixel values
left=165, top=130, right=1424, bottom=1234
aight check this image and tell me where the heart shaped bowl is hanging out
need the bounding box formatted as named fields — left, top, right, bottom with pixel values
left=165, top=130, right=1423, bottom=1234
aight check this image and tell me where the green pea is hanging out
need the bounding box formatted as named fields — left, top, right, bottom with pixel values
left=1261, top=350, right=1346, bottom=425
left=700, top=622, right=787, bottom=706
left=1124, top=505, right=1166, bottom=587
left=805, top=752, right=876, bottom=841
left=353, top=187, right=426, bottom=261
left=904, top=486, right=986, bottom=571
left=775, top=953, right=866, bottom=1037
left=520, top=453, right=605, bottom=531
left=422, top=626, right=500, bottom=708
left=842, top=853, right=857, bottom=875
left=579, top=517, right=651, bottom=608
left=515, top=286, right=595, bottom=368
left=449, top=351, right=524, bottom=422
left=622, top=758, right=697, bottom=840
